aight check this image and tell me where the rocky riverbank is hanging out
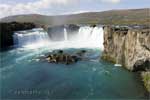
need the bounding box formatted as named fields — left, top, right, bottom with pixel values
left=141, top=71, right=150, bottom=92
left=102, top=26, right=150, bottom=92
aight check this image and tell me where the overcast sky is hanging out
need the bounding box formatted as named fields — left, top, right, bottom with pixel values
left=0, top=0, right=149, bottom=18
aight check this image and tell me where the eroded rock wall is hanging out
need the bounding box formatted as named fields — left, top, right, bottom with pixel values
left=124, top=29, right=150, bottom=70
left=102, top=26, right=150, bottom=92
left=102, top=26, right=150, bottom=71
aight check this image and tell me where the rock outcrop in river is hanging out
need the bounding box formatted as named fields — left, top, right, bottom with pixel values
left=102, top=26, right=150, bottom=92
left=45, top=50, right=88, bottom=65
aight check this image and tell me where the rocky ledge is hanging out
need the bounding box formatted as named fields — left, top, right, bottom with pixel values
left=102, top=26, right=150, bottom=92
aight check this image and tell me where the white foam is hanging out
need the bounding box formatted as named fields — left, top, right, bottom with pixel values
left=114, top=64, right=122, bottom=67
left=13, top=26, right=104, bottom=50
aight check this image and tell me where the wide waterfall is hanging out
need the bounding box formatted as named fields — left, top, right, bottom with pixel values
left=13, top=25, right=104, bottom=49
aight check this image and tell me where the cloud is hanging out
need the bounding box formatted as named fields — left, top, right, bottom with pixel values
left=0, top=0, right=121, bottom=18
left=0, top=0, right=73, bottom=18
left=101, top=0, right=121, bottom=3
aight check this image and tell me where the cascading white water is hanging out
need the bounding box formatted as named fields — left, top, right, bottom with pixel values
left=90, top=26, right=104, bottom=49
left=65, top=25, right=104, bottom=49
left=13, top=26, right=104, bottom=49
left=78, top=26, right=93, bottom=41
left=64, top=28, right=68, bottom=41
left=13, top=28, right=50, bottom=48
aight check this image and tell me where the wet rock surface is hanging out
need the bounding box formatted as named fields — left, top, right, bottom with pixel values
left=0, top=22, right=36, bottom=49
left=102, top=26, right=150, bottom=92
left=45, top=50, right=88, bottom=65
left=102, top=26, right=150, bottom=71
left=47, top=24, right=79, bottom=41
left=133, top=59, right=150, bottom=72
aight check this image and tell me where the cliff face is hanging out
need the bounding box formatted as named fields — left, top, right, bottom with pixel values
left=102, top=26, right=150, bottom=92
left=0, top=22, right=36, bottom=49
left=124, top=29, right=150, bottom=71
left=102, top=26, right=150, bottom=71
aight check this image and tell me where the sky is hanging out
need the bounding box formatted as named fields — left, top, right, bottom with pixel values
left=0, top=0, right=149, bottom=18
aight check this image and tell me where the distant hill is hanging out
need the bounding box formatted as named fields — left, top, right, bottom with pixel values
left=0, top=8, right=149, bottom=26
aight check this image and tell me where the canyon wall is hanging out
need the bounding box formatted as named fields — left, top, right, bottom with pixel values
left=102, top=26, right=150, bottom=92
left=102, top=26, right=150, bottom=71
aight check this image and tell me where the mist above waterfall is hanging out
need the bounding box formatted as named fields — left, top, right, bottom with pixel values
left=13, top=28, right=50, bottom=49
left=13, top=25, right=104, bottom=49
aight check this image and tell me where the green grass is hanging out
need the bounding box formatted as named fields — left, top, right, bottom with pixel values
left=1, top=8, right=149, bottom=26
left=141, top=71, right=150, bottom=92
left=101, top=53, right=116, bottom=64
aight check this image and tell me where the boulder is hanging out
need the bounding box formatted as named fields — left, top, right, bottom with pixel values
left=45, top=50, right=81, bottom=65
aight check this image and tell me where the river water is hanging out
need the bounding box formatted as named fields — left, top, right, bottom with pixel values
left=0, top=25, right=148, bottom=99
left=0, top=47, right=148, bottom=99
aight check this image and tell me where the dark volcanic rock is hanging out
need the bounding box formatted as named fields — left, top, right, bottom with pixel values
left=90, top=24, right=97, bottom=27
left=67, top=24, right=80, bottom=31
left=0, top=22, right=36, bottom=49
left=133, top=59, right=150, bottom=72
left=66, top=24, right=79, bottom=41
left=48, top=24, right=80, bottom=41
left=48, top=25, right=65, bottom=41
left=46, top=53, right=79, bottom=65
left=45, top=50, right=88, bottom=65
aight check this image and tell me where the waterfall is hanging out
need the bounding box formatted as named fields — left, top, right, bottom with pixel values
left=75, top=25, right=103, bottom=49
left=13, top=28, right=50, bottom=48
left=78, top=26, right=93, bottom=41
left=64, top=28, right=68, bottom=41
left=13, top=26, right=104, bottom=49
left=90, top=26, right=104, bottom=49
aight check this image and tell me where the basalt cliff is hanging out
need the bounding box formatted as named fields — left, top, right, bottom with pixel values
left=0, top=22, right=36, bottom=49
left=102, top=26, right=150, bottom=92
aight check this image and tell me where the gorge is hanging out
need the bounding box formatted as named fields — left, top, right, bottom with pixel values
left=0, top=8, right=150, bottom=99
left=102, top=26, right=150, bottom=92
left=0, top=23, right=150, bottom=99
